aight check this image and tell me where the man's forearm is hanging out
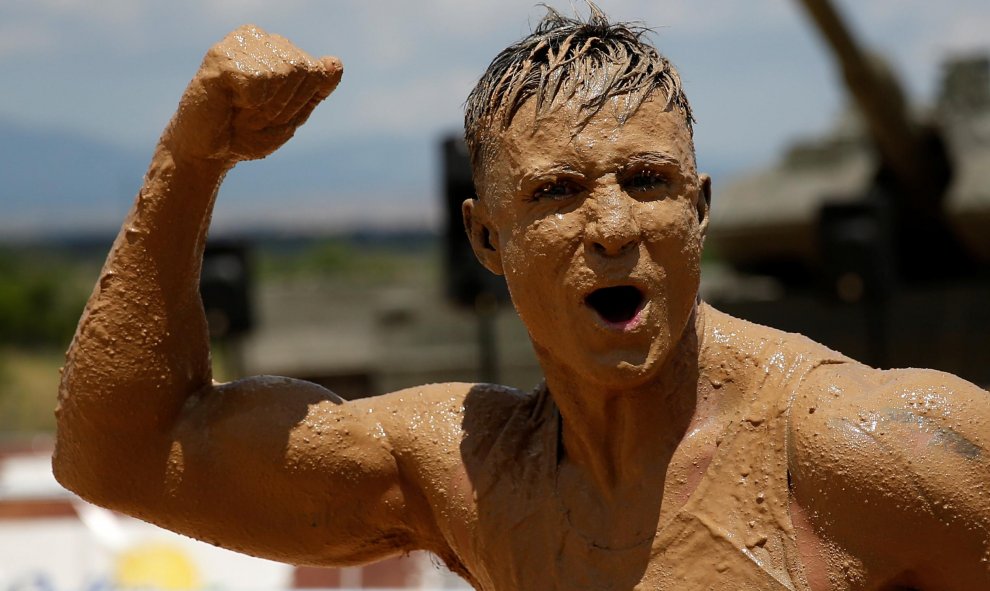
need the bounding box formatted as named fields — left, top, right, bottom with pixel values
left=53, top=23, right=341, bottom=512
left=54, top=139, right=230, bottom=505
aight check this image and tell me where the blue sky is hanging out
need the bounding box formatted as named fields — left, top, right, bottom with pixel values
left=1, top=0, right=988, bottom=234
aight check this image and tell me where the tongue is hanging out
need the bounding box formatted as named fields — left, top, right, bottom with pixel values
left=585, top=286, right=643, bottom=323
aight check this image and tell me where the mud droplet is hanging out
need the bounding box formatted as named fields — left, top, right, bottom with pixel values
left=99, top=272, right=116, bottom=291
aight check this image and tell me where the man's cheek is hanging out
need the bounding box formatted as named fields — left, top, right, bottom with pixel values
left=505, top=229, right=553, bottom=271
left=500, top=237, right=529, bottom=276
left=643, top=219, right=703, bottom=259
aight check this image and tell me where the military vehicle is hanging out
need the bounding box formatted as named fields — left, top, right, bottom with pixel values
left=705, top=0, right=990, bottom=385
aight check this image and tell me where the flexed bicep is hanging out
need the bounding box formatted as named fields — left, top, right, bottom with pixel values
left=158, top=376, right=437, bottom=565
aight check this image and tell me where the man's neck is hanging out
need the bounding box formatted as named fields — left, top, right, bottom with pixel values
left=540, top=303, right=708, bottom=497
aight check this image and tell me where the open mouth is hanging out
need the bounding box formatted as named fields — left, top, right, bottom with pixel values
left=584, top=286, right=645, bottom=325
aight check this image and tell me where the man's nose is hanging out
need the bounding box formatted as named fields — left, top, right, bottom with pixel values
left=583, top=189, right=641, bottom=257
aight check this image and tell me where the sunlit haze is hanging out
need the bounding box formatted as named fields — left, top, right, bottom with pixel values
left=1, top=0, right=987, bottom=237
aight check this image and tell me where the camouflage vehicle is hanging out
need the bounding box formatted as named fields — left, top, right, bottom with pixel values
left=705, top=0, right=990, bottom=384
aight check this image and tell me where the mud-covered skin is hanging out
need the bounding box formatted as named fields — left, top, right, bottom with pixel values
left=789, top=362, right=990, bottom=589
left=54, top=26, right=990, bottom=590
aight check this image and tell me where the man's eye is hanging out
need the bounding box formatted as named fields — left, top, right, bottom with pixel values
left=624, top=171, right=669, bottom=192
left=533, top=180, right=581, bottom=200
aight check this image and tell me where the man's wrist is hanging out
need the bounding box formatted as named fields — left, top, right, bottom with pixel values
left=158, top=130, right=234, bottom=178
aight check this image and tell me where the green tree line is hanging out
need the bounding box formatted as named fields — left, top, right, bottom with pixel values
left=0, top=247, right=93, bottom=349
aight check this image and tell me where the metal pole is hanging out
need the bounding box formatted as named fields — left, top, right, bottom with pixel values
left=475, top=292, right=499, bottom=384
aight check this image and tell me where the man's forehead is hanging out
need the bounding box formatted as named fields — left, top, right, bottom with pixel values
left=489, top=96, right=696, bottom=172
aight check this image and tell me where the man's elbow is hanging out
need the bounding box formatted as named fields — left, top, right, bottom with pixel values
left=52, top=397, right=85, bottom=494
left=51, top=433, right=103, bottom=507
left=51, top=418, right=107, bottom=504
left=51, top=416, right=166, bottom=514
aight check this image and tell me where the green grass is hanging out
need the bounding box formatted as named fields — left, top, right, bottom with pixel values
left=257, top=237, right=439, bottom=286
left=0, top=246, right=95, bottom=348
left=0, top=246, right=95, bottom=434
left=0, top=347, right=63, bottom=433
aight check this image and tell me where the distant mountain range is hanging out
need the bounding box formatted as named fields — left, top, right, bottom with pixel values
left=0, top=120, right=146, bottom=235
left=0, top=118, right=447, bottom=241
left=1, top=118, right=735, bottom=243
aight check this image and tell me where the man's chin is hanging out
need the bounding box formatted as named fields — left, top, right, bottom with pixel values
left=529, top=319, right=676, bottom=389
left=571, top=348, right=668, bottom=390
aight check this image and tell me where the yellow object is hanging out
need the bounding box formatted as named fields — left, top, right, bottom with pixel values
left=115, top=542, right=200, bottom=590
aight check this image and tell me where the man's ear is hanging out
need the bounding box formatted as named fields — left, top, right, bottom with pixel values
left=697, top=173, right=712, bottom=241
left=462, top=198, right=504, bottom=276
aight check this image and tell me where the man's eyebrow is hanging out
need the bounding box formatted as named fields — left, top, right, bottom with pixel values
left=623, top=151, right=681, bottom=167
left=518, top=162, right=582, bottom=182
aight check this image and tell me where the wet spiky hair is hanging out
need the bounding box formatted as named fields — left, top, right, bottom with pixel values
left=464, top=3, right=694, bottom=171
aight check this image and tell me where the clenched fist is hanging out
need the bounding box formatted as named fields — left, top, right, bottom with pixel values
left=164, top=25, right=342, bottom=164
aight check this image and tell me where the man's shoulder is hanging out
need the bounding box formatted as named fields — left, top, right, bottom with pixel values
left=702, top=305, right=985, bottom=422
left=702, top=305, right=854, bottom=377
left=793, top=362, right=987, bottom=430
left=789, top=362, right=987, bottom=462
left=375, top=381, right=541, bottom=458
left=380, top=381, right=534, bottom=421
left=787, top=363, right=990, bottom=582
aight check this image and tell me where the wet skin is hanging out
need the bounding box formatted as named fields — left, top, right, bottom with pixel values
left=54, top=26, right=990, bottom=590
left=465, top=96, right=709, bottom=392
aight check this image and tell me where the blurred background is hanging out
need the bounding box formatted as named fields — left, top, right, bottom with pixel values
left=1, top=0, right=988, bottom=589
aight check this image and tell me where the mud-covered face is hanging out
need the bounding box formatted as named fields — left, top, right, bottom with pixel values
left=465, top=96, right=710, bottom=388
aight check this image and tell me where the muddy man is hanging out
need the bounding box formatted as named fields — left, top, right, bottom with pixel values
left=54, top=7, right=990, bottom=590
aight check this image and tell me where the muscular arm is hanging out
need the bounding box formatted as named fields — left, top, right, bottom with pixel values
left=54, top=26, right=451, bottom=565
left=790, top=364, right=990, bottom=590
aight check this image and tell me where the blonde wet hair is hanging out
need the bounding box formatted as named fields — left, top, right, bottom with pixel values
left=464, top=2, right=694, bottom=172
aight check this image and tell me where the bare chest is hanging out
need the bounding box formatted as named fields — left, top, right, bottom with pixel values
left=441, top=412, right=831, bottom=590
left=448, top=428, right=790, bottom=590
